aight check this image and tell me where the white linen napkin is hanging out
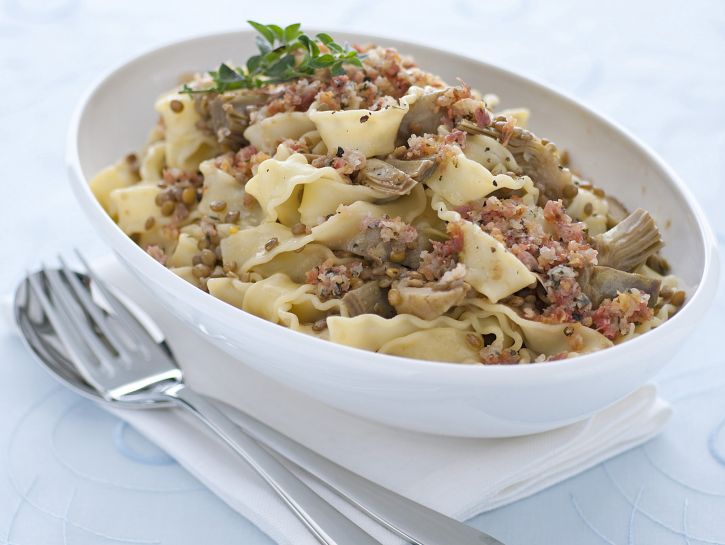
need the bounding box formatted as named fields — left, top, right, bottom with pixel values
left=5, top=258, right=671, bottom=545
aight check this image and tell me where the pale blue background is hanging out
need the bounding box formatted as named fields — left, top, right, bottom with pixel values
left=1, top=0, right=725, bottom=543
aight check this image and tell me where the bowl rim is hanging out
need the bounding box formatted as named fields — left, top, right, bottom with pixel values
left=66, top=28, right=720, bottom=378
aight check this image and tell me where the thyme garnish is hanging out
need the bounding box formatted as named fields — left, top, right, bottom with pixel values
left=181, top=21, right=364, bottom=94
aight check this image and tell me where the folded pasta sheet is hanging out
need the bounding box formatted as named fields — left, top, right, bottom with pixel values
left=89, top=25, right=684, bottom=364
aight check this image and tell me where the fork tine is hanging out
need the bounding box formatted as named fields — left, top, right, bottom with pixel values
left=74, top=250, right=155, bottom=345
left=27, top=270, right=108, bottom=392
left=57, top=255, right=129, bottom=356
left=42, top=266, right=117, bottom=371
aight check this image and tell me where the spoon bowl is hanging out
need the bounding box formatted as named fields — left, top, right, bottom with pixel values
left=14, top=270, right=175, bottom=409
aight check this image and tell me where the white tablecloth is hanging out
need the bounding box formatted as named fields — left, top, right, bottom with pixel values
left=1, top=1, right=724, bottom=544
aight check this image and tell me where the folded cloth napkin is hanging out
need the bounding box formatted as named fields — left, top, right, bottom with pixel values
left=6, top=257, right=672, bottom=545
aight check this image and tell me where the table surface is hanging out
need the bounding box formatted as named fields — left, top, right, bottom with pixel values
left=2, top=1, right=725, bottom=543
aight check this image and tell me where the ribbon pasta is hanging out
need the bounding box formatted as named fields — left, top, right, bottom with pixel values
left=90, top=37, right=682, bottom=365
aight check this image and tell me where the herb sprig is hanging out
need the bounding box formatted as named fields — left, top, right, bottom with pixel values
left=182, top=22, right=365, bottom=94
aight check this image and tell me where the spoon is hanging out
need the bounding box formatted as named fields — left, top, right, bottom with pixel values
left=14, top=262, right=504, bottom=545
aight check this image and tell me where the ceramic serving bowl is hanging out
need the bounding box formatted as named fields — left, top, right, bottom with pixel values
left=67, top=30, right=719, bottom=437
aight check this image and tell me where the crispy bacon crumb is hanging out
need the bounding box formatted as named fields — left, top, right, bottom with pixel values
left=462, top=197, right=597, bottom=323
left=311, top=148, right=366, bottom=176
left=479, top=346, right=520, bottom=364
left=214, top=145, right=270, bottom=184
left=418, top=223, right=464, bottom=281
left=306, top=259, right=363, bottom=300
left=591, top=289, right=653, bottom=340
left=145, top=244, right=167, bottom=265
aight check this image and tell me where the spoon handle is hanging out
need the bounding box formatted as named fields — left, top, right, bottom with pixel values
left=161, top=383, right=381, bottom=545
left=217, top=401, right=505, bottom=545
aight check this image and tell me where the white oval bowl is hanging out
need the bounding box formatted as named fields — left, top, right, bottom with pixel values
left=67, top=30, right=719, bottom=437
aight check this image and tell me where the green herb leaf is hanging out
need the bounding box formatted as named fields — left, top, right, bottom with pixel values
left=246, top=54, right=262, bottom=74
left=267, top=24, right=285, bottom=41
left=181, top=22, right=366, bottom=94
left=255, top=35, right=272, bottom=54
left=284, top=23, right=302, bottom=42
left=248, top=21, right=275, bottom=44
left=217, top=63, right=242, bottom=81
left=330, top=60, right=346, bottom=76
left=316, top=32, right=333, bottom=45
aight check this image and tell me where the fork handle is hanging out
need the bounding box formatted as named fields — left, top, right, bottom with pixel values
left=214, top=402, right=505, bottom=545
left=160, top=383, right=381, bottom=545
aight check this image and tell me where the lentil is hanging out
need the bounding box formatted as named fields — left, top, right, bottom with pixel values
left=160, top=201, right=176, bottom=216
left=264, top=237, right=279, bottom=251
left=225, top=209, right=240, bottom=223
left=646, top=254, right=671, bottom=275
left=562, top=184, right=579, bottom=199
left=389, top=249, right=406, bottom=263
left=200, top=249, right=217, bottom=267
left=192, top=263, right=211, bottom=278
left=670, top=290, right=686, bottom=307
left=388, top=288, right=402, bottom=306
left=660, top=287, right=674, bottom=300
left=170, top=99, right=184, bottom=113
left=181, top=187, right=197, bottom=206
left=291, top=222, right=308, bottom=235
left=210, top=200, right=227, bottom=212
left=223, top=261, right=238, bottom=274
left=385, top=267, right=400, bottom=278
left=144, top=216, right=156, bottom=230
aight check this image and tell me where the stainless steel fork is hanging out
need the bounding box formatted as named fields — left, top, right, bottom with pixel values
left=19, top=253, right=504, bottom=545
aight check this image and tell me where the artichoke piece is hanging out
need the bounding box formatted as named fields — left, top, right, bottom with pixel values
left=342, top=282, right=395, bottom=318
left=605, top=195, right=629, bottom=227
left=344, top=227, right=420, bottom=269
left=457, top=118, right=485, bottom=135
left=397, top=89, right=447, bottom=141
left=388, top=264, right=469, bottom=320
left=580, top=266, right=661, bottom=308
left=345, top=228, right=384, bottom=260
left=384, top=157, right=436, bottom=181
left=197, top=91, right=267, bottom=151
left=593, top=208, right=663, bottom=272
left=358, top=158, right=418, bottom=196
left=458, top=118, right=577, bottom=202
left=388, top=284, right=468, bottom=320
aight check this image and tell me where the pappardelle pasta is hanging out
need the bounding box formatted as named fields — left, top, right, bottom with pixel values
left=91, top=22, right=685, bottom=364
